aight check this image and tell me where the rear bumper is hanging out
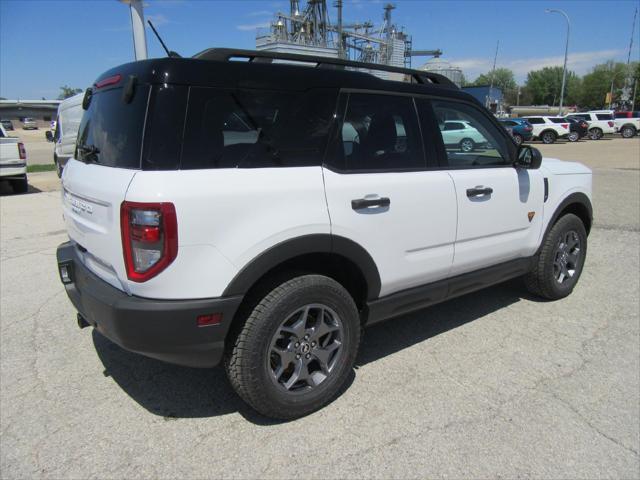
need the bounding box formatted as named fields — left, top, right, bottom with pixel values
left=0, top=163, right=27, bottom=178
left=56, top=242, right=243, bottom=368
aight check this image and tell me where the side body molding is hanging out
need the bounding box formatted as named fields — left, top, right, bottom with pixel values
left=222, top=234, right=382, bottom=301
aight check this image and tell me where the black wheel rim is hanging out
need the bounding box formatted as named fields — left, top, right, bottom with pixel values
left=553, top=230, right=581, bottom=284
left=268, top=304, right=344, bottom=394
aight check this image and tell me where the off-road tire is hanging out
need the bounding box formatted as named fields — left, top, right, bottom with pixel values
left=524, top=213, right=587, bottom=300
left=224, top=274, right=361, bottom=419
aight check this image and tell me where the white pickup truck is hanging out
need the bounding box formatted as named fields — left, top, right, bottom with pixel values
left=0, top=124, right=28, bottom=193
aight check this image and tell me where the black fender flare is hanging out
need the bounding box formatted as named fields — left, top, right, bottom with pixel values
left=222, top=234, right=381, bottom=300
left=538, top=192, right=593, bottom=254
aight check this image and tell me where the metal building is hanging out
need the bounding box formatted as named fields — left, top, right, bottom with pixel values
left=419, top=57, right=464, bottom=87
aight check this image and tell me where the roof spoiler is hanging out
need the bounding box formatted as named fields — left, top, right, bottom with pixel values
left=192, top=48, right=458, bottom=89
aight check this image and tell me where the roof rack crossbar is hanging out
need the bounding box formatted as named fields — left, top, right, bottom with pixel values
left=193, top=48, right=457, bottom=88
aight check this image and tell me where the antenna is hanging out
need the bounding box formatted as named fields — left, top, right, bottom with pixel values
left=147, top=20, right=181, bottom=58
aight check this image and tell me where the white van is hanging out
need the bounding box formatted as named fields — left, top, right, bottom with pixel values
left=53, top=93, right=84, bottom=177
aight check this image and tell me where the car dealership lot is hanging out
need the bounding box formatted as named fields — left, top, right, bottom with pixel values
left=1, top=139, right=638, bottom=478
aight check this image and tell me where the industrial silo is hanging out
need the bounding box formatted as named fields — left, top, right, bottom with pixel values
left=419, top=57, right=464, bottom=87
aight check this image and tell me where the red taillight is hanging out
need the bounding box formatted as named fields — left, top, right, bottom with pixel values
left=95, top=74, right=121, bottom=89
left=525, top=126, right=533, bottom=131
left=120, top=201, right=178, bottom=282
left=608, top=121, right=614, bottom=127
left=561, top=124, right=569, bottom=130
left=197, top=313, right=223, bottom=327
left=17, top=142, right=26, bottom=160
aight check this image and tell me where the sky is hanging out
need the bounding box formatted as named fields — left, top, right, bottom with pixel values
left=1, top=0, right=638, bottom=99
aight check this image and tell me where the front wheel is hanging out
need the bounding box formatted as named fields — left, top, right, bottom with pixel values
left=459, top=138, right=475, bottom=152
left=225, top=275, right=360, bottom=419
left=541, top=131, right=556, bottom=144
left=524, top=213, right=587, bottom=300
left=513, top=133, right=524, bottom=146
left=621, top=126, right=637, bottom=138
left=589, top=128, right=603, bottom=140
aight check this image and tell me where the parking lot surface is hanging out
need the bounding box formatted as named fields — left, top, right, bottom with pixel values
left=1, top=138, right=639, bottom=478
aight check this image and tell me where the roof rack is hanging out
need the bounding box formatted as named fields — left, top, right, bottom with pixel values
left=193, top=48, right=458, bottom=89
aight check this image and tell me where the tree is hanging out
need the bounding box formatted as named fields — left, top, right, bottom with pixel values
left=524, top=66, right=580, bottom=106
left=471, top=67, right=517, bottom=92
left=57, top=85, right=83, bottom=100
left=579, top=61, right=629, bottom=109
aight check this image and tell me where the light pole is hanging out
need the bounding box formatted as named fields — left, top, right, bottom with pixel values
left=545, top=9, right=570, bottom=115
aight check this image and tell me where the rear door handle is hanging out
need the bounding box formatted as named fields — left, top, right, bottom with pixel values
left=351, top=197, right=391, bottom=210
left=466, top=186, right=493, bottom=198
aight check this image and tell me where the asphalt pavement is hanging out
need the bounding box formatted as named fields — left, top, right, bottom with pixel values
left=1, top=138, right=638, bottom=478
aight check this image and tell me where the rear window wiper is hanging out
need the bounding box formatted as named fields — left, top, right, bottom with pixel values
left=77, top=143, right=100, bottom=163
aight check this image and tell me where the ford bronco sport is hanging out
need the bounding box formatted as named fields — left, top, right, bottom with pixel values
left=57, top=49, right=592, bottom=419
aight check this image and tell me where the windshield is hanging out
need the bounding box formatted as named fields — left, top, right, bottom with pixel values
left=76, top=85, right=150, bottom=168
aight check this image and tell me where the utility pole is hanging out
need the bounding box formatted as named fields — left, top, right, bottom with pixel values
left=118, top=0, right=147, bottom=60
left=546, top=9, right=570, bottom=115
left=488, top=40, right=499, bottom=109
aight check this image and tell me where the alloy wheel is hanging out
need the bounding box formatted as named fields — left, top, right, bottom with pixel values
left=460, top=139, right=474, bottom=152
left=553, top=230, right=581, bottom=284
left=268, top=304, right=344, bottom=393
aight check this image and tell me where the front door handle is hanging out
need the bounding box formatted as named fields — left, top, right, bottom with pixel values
left=351, top=197, right=391, bottom=210
left=466, top=186, right=493, bottom=198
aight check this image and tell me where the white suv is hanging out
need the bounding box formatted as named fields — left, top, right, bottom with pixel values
left=566, top=111, right=616, bottom=140
left=521, top=116, right=571, bottom=144
left=57, top=49, right=593, bottom=419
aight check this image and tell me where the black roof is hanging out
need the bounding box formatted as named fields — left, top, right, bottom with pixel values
left=94, top=48, right=477, bottom=104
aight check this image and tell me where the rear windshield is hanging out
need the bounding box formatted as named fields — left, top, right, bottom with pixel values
left=595, top=113, right=613, bottom=121
left=76, top=85, right=150, bottom=168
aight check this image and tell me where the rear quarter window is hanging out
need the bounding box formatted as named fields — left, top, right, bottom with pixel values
left=596, top=114, right=613, bottom=121
left=180, top=87, right=337, bottom=169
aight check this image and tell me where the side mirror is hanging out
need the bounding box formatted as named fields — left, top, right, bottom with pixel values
left=515, top=145, right=542, bottom=169
left=45, top=130, right=54, bottom=142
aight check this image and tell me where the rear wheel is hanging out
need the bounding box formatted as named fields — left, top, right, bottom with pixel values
left=512, top=133, right=524, bottom=146
left=225, top=274, right=360, bottom=419
left=10, top=175, right=28, bottom=194
left=459, top=138, right=475, bottom=152
left=541, top=130, right=556, bottom=144
left=589, top=127, right=603, bottom=140
left=568, top=131, right=579, bottom=142
left=621, top=125, right=637, bottom=138
left=524, top=213, right=587, bottom=300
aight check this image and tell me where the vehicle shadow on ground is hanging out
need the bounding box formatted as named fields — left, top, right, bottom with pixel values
left=93, top=279, right=535, bottom=425
left=0, top=182, right=42, bottom=195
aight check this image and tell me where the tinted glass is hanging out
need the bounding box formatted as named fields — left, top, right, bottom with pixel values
left=334, top=93, right=424, bottom=171
left=570, top=114, right=589, bottom=121
left=549, top=117, right=567, bottom=124
left=444, top=121, right=465, bottom=130
left=76, top=85, right=150, bottom=168
left=614, top=112, right=628, bottom=118
left=181, top=87, right=336, bottom=169
left=596, top=113, right=613, bottom=120
left=501, top=120, right=517, bottom=126
left=432, top=100, right=510, bottom=167
left=142, top=84, right=188, bottom=170
left=527, top=117, right=544, bottom=124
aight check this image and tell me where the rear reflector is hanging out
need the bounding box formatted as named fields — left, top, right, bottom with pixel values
left=608, top=121, right=614, bottom=127
left=197, top=313, right=223, bottom=327
left=95, top=74, right=122, bottom=89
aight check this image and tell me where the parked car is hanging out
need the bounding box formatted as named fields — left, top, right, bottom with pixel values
left=613, top=111, right=640, bottom=138
left=439, top=120, right=488, bottom=152
left=551, top=117, right=589, bottom=142
left=521, top=116, right=571, bottom=144
left=565, top=111, right=615, bottom=140
left=50, top=93, right=84, bottom=177
left=21, top=117, right=38, bottom=130
left=1, top=119, right=14, bottom=131
left=0, top=124, right=28, bottom=193
left=499, top=118, right=533, bottom=145
left=56, top=49, right=593, bottom=419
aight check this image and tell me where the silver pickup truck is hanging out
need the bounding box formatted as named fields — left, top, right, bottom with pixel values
left=0, top=124, right=28, bottom=193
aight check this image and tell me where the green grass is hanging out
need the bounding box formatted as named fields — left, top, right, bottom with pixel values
left=27, top=164, right=56, bottom=173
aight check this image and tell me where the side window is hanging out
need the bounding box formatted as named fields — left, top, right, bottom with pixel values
left=432, top=100, right=511, bottom=168
left=596, top=114, right=613, bottom=121
left=333, top=93, right=425, bottom=171
left=181, top=87, right=336, bottom=169
left=527, top=117, right=544, bottom=124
